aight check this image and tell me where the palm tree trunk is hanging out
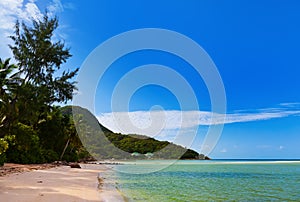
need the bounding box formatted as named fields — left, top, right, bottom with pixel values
left=60, top=138, right=70, bottom=160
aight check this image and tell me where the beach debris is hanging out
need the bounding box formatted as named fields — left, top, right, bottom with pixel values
left=37, top=180, right=43, bottom=183
left=0, top=163, right=58, bottom=176
left=53, top=161, right=69, bottom=166
left=97, top=175, right=103, bottom=189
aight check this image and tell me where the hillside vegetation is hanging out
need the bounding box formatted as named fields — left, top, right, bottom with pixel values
left=62, top=106, right=208, bottom=160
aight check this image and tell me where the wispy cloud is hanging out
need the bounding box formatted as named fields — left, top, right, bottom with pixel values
left=0, top=0, right=40, bottom=58
left=62, top=2, right=76, bottom=10
left=97, top=105, right=300, bottom=135
left=47, top=0, right=64, bottom=17
left=0, top=0, right=65, bottom=59
left=279, top=102, right=300, bottom=107
left=220, top=148, right=227, bottom=153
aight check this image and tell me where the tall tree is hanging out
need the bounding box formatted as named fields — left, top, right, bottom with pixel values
left=9, top=14, right=78, bottom=103
left=8, top=14, right=78, bottom=126
left=0, top=14, right=84, bottom=164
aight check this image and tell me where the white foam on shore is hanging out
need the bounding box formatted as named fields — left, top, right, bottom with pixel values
left=205, top=161, right=300, bottom=165
left=104, top=159, right=300, bottom=166
left=95, top=164, right=127, bottom=202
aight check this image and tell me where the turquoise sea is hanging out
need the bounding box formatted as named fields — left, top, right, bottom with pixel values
left=111, top=160, right=300, bottom=201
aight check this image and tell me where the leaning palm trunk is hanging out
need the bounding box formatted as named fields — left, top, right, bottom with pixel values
left=60, top=138, right=70, bottom=160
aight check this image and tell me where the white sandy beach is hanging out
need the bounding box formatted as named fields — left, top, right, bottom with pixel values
left=0, top=164, right=124, bottom=202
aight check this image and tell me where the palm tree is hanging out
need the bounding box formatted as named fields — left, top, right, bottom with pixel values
left=0, top=58, right=21, bottom=137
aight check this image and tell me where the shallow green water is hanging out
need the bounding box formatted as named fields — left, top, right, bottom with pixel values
left=114, top=160, right=300, bottom=201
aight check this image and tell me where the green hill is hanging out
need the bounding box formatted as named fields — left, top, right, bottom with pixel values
left=61, top=106, right=209, bottom=160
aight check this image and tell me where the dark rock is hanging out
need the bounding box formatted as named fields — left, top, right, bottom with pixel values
left=69, top=163, right=81, bottom=168
left=204, top=156, right=211, bottom=160
left=53, top=161, right=68, bottom=166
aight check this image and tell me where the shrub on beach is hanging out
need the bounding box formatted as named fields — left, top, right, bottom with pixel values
left=5, top=123, right=45, bottom=164
left=41, top=149, right=59, bottom=163
left=60, top=149, right=79, bottom=162
left=0, top=138, right=8, bottom=166
left=0, top=154, right=5, bottom=166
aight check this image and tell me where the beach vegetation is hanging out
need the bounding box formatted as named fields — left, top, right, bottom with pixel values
left=0, top=138, right=8, bottom=166
left=0, top=14, right=81, bottom=164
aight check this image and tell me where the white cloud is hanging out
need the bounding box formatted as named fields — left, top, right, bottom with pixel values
left=220, top=148, right=227, bottom=153
left=97, top=110, right=209, bottom=137
left=279, top=102, right=300, bottom=107
left=0, top=0, right=40, bottom=58
left=0, top=0, right=64, bottom=59
left=47, top=0, right=64, bottom=17
left=24, top=1, right=42, bottom=20
left=279, top=145, right=284, bottom=150
left=97, top=107, right=300, bottom=135
left=95, top=106, right=300, bottom=151
left=62, top=2, right=76, bottom=10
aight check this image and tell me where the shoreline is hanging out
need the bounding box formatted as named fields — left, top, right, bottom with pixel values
left=0, top=163, right=124, bottom=202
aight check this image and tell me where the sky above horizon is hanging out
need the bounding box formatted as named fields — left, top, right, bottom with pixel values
left=1, top=0, right=300, bottom=159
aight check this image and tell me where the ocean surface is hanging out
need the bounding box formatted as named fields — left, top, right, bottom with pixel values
left=109, top=160, right=300, bottom=201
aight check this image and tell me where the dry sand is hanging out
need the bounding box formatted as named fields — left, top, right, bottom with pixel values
left=0, top=164, right=125, bottom=202
left=0, top=163, right=58, bottom=177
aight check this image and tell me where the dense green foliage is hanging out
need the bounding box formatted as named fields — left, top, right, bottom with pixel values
left=0, top=138, right=8, bottom=166
left=0, top=14, right=82, bottom=164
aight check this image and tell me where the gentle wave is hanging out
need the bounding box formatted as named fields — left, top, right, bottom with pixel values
left=118, top=159, right=300, bottom=165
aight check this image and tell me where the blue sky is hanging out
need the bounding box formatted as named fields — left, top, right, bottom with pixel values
left=1, top=0, right=300, bottom=159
